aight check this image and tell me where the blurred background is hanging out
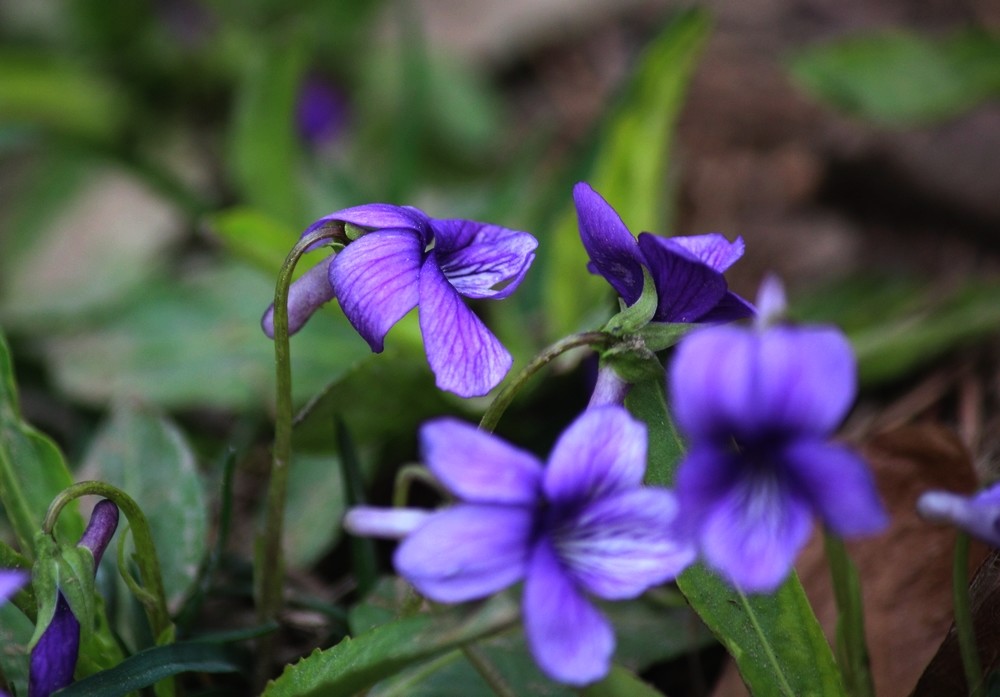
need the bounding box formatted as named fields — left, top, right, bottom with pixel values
left=1, top=0, right=999, bottom=695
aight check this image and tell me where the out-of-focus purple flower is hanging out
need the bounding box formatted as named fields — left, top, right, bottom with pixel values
left=296, top=75, right=348, bottom=147
left=668, top=280, right=886, bottom=592
left=0, top=569, right=27, bottom=604
left=262, top=204, right=537, bottom=397
left=573, top=182, right=753, bottom=324
left=29, top=500, right=119, bottom=697
left=918, top=485, right=1000, bottom=546
left=345, top=407, right=694, bottom=685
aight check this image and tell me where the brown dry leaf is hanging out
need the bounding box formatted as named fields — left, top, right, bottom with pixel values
left=711, top=423, right=986, bottom=697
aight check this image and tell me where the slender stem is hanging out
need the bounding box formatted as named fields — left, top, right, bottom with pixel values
left=479, top=332, right=611, bottom=433
left=255, top=229, right=338, bottom=670
left=462, top=644, right=518, bottom=697
left=953, top=531, right=984, bottom=697
left=393, top=465, right=449, bottom=509
left=823, top=530, right=875, bottom=697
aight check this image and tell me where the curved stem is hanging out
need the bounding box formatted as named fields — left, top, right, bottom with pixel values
left=393, top=464, right=449, bottom=509
left=256, top=229, right=339, bottom=665
left=953, top=531, right=984, bottom=697
left=479, top=332, right=611, bottom=433
left=43, top=481, right=172, bottom=643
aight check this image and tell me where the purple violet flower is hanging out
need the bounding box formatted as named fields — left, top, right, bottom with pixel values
left=918, top=485, right=1000, bottom=546
left=573, top=182, right=754, bottom=323
left=29, top=500, right=119, bottom=697
left=0, top=569, right=27, bottom=605
left=296, top=75, right=348, bottom=147
left=262, top=203, right=537, bottom=398
left=668, top=280, right=886, bottom=592
left=345, top=407, right=694, bottom=685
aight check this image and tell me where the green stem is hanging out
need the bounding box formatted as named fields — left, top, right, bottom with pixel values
left=462, top=644, right=518, bottom=697
left=255, top=229, right=339, bottom=664
left=393, top=465, right=449, bottom=509
left=953, top=531, right=984, bottom=697
left=43, top=481, right=173, bottom=642
left=479, top=332, right=611, bottom=433
left=824, top=530, right=874, bottom=697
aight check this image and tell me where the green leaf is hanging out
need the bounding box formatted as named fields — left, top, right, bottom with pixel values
left=789, top=29, right=1000, bottom=126
left=0, top=165, right=183, bottom=330
left=626, top=377, right=845, bottom=697
left=207, top=206, right=305, bottom=278
left=580, top=664, right=668, bottom=697
left=56, top=639, right=245, bottom=697
left=543, top=10, right=711, bottom=340
left=0, top=601, right=34, bottom=697
left=228, top=41, right=306, bottom=225
left=262, top=593, right=520, bottom=697
left=284, top=452, right=351, bottom=569
left=0, top=330, right=83, bottom=556
left=80, top=405, right=207, bottom=614
left=40, top=262, right=370, bottom=410
left=0, top=50, right=125, bottom=140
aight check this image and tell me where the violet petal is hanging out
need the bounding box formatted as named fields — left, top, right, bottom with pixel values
left=394, top=505, right=532, bottom=602
left=28, top=593, right=80, bottom=697
left=556, top=488, right=695, bottom=600
left=417, top=254, right=512, bottom=397
left=261, top=255, right=336, bottom=338
left=329, top=229, right=422, bottom=352
left=420, top=418, right=543, bottom=504
left=786, top=440, right=887, bottom=536
left=0, top=570, right=26, bottom=604
left=523, top=540, right=614, bottom=686
left=668, top=233, right=745, bottom=272
left=432, top=219, right=538, bottom=300
left=343, top=507, right=431, bottom=540
left=302, top=203, right=432, bottom=244
left=637, top=233, right=727, bottom=323
left=573, top=182, right=645, bottom=306
left=543, top=407, right=646, bottom=505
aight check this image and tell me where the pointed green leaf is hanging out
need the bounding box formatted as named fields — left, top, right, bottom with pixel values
left=790, top=29, right=1000, bottom=126
left=543, top=10, right=711, bottom=340
left=0, top=330, right=82, bottom=555
left=263, top=594, right=520, bottom=697
left=626, top=377, right=845, bottom=697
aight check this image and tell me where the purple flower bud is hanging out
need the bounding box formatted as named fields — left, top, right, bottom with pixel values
left=29, top=501, right=119, bottom=697
left=917, top=486, right=1000, bottom=546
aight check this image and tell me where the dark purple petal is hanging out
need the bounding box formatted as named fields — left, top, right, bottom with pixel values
left=343, top=507, right=432, bottom=539
left=573, top=182, right=645, bottom=305
left=261, top=255, right=337, bottom=338
left=78, top=500, right=119, bottom=566
left=669, top=234, right=745, bottom=272
left=29, top=593, right=80, bottom=697
left=695, top=291, right=756, bottom=324
left=670, top=324, right=857, bottom=439
left=0, top=570, right=26, bottom=604
left=785, top=441, right=887, bottom=536
left=696, top=466, right=813, bottom=593
left=302, top=203, right=431, bottom=241
left=637, top=234, right=727, bottom=323
left=329, top=230, right=422, bottom=352
left=544, top=407, right=646, bottom=505
left=555, top=488, right=695, bottom=600
left=418, top=255, right=512, bottom=397
left=394, top=505, right=533, bottom=602
left=432, top=219, right=537, bottom=299
left=420, top=418, right=542, bottom=504
left=523, top=540, right=614, bottom=686
left=586, top=364, right=630, bottom=408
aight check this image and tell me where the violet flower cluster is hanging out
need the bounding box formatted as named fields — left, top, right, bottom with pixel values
left=669, top=280, right=887, bottom=591
left=262, top=204, right=537, bottom=398
left=346, top=407, right=694, bottom=685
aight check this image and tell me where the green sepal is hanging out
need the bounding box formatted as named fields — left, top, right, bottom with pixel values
left=76, top=593, right=126, bottom=676
left=601, top=268, right=658, bottom=336
left=635, top=321, right=694, bottom=352
left=599, top=338, right=664, bottom=383
left=344, top=223, right=367, bottom=241
left=28, top=532, right=96, bottom=649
